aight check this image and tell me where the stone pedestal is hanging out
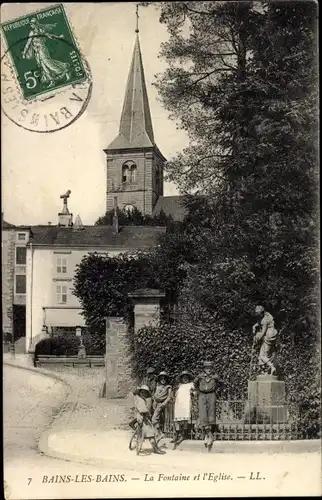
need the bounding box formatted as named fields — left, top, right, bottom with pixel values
left=77, top=344, right=86, bottom=359
left=103, top=317, right=132, bottom=399
left=128, top=289, right=165, bottom=334
left=246, top=375, right=287, bottom=423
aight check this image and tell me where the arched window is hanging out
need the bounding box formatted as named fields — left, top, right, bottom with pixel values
left=122, top=160, right=137, bottom=183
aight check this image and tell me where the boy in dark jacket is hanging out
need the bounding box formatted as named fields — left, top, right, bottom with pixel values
left=152, top=371, right=172, bottom=441
left=194, top=360, right=222, bottom=452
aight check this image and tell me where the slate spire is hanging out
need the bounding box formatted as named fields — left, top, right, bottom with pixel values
left=106, top=14, right=155, bottom=150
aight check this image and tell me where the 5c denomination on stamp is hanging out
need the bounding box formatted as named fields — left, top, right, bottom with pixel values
left=1, top=3, right=92, bottom=132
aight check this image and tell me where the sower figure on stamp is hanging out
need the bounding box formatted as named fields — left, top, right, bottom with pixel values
left=194, top=361, right=222, bottom=452
left=172, top=371, right=194, bottom=450
left=152, top=371, right=172, bottom=442
left=252, top=305, right=278, bottom=375
left=22, top=18, right=70, bottom=87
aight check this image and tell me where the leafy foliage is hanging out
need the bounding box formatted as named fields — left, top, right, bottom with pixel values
left=74, top=1, right=319, bottom=437
left=132, top=0, right=319, bottom=435
left=33, top=332, right=106, bottom=362
left=95, top=206, right=173, bottom=227
left=73, top=252, right=158, bottom=336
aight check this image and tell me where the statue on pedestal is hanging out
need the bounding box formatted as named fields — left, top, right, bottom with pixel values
left=252, top=305, right=278, bottom=376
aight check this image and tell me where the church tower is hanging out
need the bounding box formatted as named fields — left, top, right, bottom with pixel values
left=104, top=12, right=166, bottom=215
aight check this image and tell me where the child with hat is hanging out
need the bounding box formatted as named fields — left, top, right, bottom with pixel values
left=172, top=370, right=194, bottom=449
left=134, top=385, right=166, bottom=455
left=129, top=366, right=157, bottom=430
left=194, top=360, right=222, bottom=452
left=152, top=371, right=172, bottom=441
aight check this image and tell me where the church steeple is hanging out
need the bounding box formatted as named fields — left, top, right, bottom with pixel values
left=106, top=12, right=154, bottom=150
left=104, top=6, right=166, bottom=216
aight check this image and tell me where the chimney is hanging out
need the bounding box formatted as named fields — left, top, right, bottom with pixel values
left=58, top=190, right=73, bottom=227
left=112, top=196, right=119, bottom=234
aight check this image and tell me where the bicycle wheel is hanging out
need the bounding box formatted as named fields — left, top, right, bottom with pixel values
left=129, top=428, right=138, bottom=451
left=136, top=427, right=144, bottom=456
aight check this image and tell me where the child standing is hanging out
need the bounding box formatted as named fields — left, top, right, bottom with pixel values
left=194, top=360, right=222, bottom=452
left=134, top=385, right=166, bottom=455
left=152, top=371, right=172, bottom=441
left=172, top=371, right=194, bottom=449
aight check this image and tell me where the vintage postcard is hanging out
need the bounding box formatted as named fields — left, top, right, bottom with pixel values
left=2, top=2, right=320, bottom=499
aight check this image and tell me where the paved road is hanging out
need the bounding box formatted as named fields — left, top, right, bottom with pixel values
left=4, top=365, right=68, bottom=461
left=3, top=365, right=321, bottom=499
left=3, top=365, right=107, bottom=500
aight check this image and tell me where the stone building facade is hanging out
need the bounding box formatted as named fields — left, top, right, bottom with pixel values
left=2, top=219, right=16, bottom=338
left=25, top=204, right=165, bottom=353
left=2, top=216, right=29, bottom=345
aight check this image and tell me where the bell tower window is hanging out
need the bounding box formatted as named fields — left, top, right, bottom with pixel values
left=122, top=160, right=137, bottom=183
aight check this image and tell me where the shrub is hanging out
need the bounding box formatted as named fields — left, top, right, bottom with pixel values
left=33, top=332, right=106, bottom=364
left=83, top=332, right=105, bottom=355
left=128, top=319, right=321, bottom=438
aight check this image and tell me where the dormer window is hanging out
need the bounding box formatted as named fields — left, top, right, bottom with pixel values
left=122, top=160, right=137, bottom=183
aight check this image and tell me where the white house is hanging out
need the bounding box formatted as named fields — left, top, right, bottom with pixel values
left=25, top=204, right=164, bottom=352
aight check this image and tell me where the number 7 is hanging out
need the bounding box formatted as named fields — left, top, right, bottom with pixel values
left=28, top=478, right=32, bottom=485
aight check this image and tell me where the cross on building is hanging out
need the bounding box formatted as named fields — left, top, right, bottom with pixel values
left=60, top=189, right=71, bottom=214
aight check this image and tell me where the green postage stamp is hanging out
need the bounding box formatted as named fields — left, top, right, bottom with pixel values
left=1, top=4, right=87, bottom=100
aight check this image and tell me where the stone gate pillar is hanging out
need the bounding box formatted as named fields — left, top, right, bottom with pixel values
left=128, top=289, right=165, bottom=334
left=103, top=317, right=132, bottom=398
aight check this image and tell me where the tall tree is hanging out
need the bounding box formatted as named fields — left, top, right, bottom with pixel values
left=134, top=1, right=320, bottom=422
left=148, top=0, right=318, bottom=333
left=150, top=0, right=262, bottom=193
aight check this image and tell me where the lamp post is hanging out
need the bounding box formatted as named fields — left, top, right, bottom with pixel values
left=76, top=326, right=86, bottom=359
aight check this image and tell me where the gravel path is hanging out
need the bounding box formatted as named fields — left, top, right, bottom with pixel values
left=4, top=365, right=68, bottom=461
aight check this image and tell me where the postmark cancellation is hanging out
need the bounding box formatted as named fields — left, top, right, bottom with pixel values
left=1, top=3, right=92, bottom=132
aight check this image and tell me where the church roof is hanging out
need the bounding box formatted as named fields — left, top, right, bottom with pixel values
left=27, top=225, right=165, bottom=248
left=152, top=196, right=186, bottom=222
left=106, top=34, right=155, bottom=150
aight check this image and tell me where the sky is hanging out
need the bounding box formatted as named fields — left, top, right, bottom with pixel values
left=1, top=2, right=187, bottom=226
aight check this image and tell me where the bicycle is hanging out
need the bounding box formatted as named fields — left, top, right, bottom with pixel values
left=129, top=416, right=154, bottom=455
left=129, top=421, right=143, bottom=455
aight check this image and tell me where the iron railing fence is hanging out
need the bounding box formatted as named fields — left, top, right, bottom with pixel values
left=163, top=397, right=312, bottom=441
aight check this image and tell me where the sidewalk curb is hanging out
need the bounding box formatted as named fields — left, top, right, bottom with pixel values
left=38, top=428, right=322, bottom=473
left=4, top=360, right=321, bottom=471
left=4, top=359, right=75, bottom=457
left=38, top=430, right=155, bottom=472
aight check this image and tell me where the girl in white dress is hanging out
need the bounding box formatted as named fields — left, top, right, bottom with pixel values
left=172, top=371, right=194, bottom=449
